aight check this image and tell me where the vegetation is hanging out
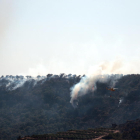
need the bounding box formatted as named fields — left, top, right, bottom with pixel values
left=0, top=74, right=140, bottom=139
left=19, top=119, right=140, bottom=139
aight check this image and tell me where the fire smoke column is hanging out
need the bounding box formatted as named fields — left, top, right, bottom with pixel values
left=70, top=75, right=101, bottom=107
left=70, top=83, right=80, bottom=107
left=70, top=74, right=116, bottom=107
left=70, top=76, right=89, bottom=107
left=70, top=59, right=124, bottom=107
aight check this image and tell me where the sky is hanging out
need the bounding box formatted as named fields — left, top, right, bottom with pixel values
left=0, top=0, right=140, bottom=76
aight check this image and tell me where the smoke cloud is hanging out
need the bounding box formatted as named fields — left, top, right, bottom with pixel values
left=118, top=97, right=124, bottom=107
left=70, top=58, right=124, bottom=107
left=0, top=75, right=48, bottom=91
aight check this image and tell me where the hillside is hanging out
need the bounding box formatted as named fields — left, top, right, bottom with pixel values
left=18, top=119, right=140, bottom=140
left=0, top=74, right=140, bottom=139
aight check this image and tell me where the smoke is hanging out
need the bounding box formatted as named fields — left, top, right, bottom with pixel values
left=0, top=73, right=77, bottom=91
left=6, top=77, right=27, bottom=90
left=118, top=97, right=124, bottom=107
left=28, top=64, right=47, bottom=77
left=0, top=75, right=48, bottom=91
left=70, top=58, right=124, bottom=107
left=0, top=73, right=75, bottom=90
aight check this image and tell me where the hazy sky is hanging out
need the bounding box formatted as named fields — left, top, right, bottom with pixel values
left=1, top=0, right=140, bottom=76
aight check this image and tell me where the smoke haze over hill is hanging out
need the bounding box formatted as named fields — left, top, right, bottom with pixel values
left=0, top=74, right=140, bottom=139
left=1, top=1, right=140, bottom=139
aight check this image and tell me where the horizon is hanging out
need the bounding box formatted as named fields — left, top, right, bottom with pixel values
left=0, top=73, right=125, bottom=77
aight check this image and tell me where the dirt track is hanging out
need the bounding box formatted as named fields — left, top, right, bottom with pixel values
left=93, top=130, right=120, bottom=140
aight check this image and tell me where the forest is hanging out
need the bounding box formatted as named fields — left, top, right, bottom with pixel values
left=0, top=74, right=140, bottom=139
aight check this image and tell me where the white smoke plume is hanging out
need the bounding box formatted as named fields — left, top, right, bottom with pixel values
left=0, top=72, right=75, bottom=91
left=118, top=97, right=124, bottom=107
left=5, top=77, right=27, bottom=90
left=70, top=58, right=124, bottom=107
left=0, top=75, right=48, bottom=91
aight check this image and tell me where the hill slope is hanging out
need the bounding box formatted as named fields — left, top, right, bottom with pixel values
left=0, top=74, right=140, bottom=139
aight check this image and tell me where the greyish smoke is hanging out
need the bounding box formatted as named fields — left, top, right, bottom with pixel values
left=70, top=74, right=117, bottom=108
left=0, top=73, right=72, bottom=91
left=70, top=59, right=124, bottom=107
left=6, top=77, right=27, bottom=90
left=118, top=97, right=124, bottom=107
left=0, top=75, right=48, bottom=90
